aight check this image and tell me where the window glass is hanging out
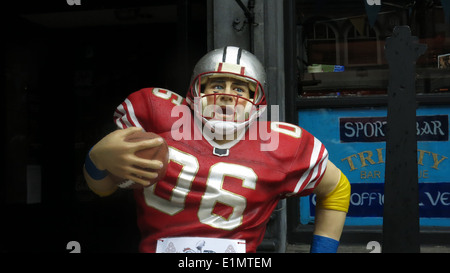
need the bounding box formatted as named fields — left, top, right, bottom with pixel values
left=297, top=0, right=450, bottom=97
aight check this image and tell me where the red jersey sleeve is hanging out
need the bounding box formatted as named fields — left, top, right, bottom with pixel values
left=113, top=88, right=185, bottom=133
left=282, top=127, right=329, bottom=197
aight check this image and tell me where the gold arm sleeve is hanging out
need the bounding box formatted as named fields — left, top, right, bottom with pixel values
left=316, top=171, right=351, bottom=213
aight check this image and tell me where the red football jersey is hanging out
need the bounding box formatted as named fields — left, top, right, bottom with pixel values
left=113, top=88, right=328, bottom=253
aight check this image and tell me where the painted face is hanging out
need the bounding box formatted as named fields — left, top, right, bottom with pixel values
left=202, top=77, right=252, bottom=122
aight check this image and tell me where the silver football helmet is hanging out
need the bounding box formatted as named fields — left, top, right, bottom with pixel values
left=186, top=46, right=267, bottom=137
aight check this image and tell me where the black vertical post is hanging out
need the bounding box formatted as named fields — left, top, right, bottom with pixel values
left=176, top=0, right=191, bottom=92
left=383, top=26, right=427, bottom=253
left=284, top=0, right=298, bottom=126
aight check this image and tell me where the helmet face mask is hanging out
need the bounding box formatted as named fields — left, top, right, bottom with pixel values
left=187, top=47, right=267, bottom=137
left=200, top=93, right=253, bottom=122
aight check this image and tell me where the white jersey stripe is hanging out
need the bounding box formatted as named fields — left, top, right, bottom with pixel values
left=114, top=99, right=143, bottom=129
left=114, top=107, right=127, bottom=129
left=124, top=99, right=141, bottom=128
left=114, top=103, right=133, bottom=128
left=289, top=137, right=328, bottom=196
left=304, top=148, right=328, bottom=191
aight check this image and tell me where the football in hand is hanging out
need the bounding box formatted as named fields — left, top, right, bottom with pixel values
left=117, top=131, right=169, bottom=189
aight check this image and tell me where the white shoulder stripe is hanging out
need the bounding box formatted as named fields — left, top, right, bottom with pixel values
left=304, top=149, right=329, bottom=191
left=114, top=105, right=127, bottom=129
left=289, top=137, right=328, bottom=196
left=114, top=98, right=143, bottom=129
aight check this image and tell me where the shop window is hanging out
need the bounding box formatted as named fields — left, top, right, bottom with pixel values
left=297, top=1, right=450, bottom=97
left=345, top=22, right=380, bottom=66
left=304, top=20, right=339, bottom=65
left=295, top=1, right=450, bottom=231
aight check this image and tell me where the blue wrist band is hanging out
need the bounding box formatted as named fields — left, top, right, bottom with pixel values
left=84, top=148, right=108, bottom=180
left=310, top=235, right=339, bottom=253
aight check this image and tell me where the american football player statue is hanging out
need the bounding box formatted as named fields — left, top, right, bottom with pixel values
left=83, top=46, right=351, bottom=253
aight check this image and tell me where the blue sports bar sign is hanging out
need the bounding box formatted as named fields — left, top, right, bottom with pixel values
left=298, top=106, right=450, bottom=226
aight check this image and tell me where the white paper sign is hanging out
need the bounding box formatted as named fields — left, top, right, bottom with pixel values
left=156, top=237, right=246, bottom=253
